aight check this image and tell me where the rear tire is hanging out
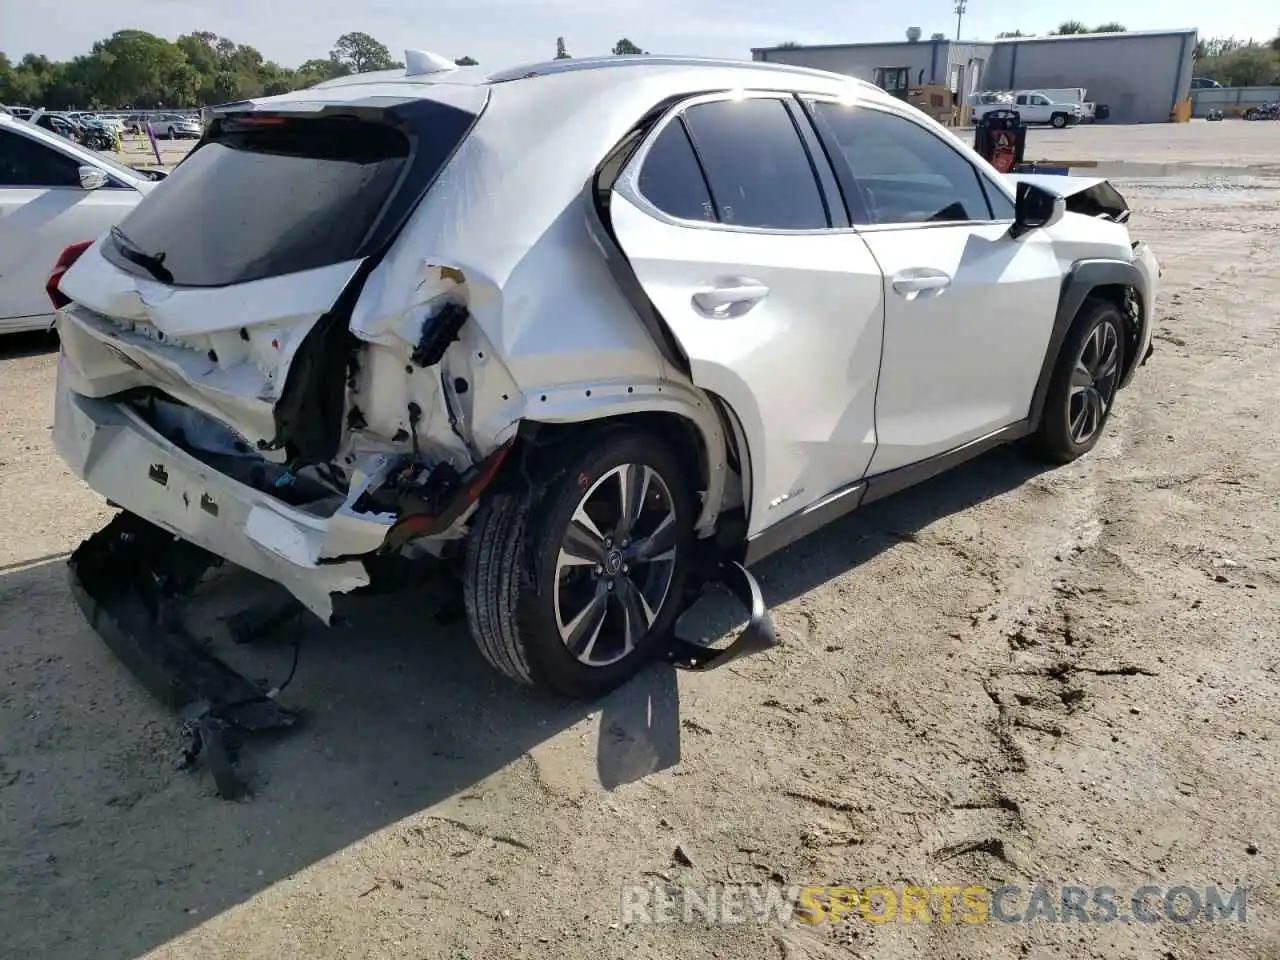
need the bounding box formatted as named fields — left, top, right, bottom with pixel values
left=463, top=429, right=695, bottom=699
left=1029, top=298, right=1126, bottom=465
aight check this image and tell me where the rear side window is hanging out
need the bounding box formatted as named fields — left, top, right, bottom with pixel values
left=103, top=108, right=475, bottom=287
left=680, top=98, right=828, bottom=230
left=637, top=119, right=715, bottom=222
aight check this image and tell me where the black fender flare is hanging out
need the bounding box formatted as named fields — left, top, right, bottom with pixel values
left=1028, top=258, right=1148, bottom=429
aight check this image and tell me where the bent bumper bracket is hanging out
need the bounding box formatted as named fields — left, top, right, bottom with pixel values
left=67, top=511, right=300, bottom=799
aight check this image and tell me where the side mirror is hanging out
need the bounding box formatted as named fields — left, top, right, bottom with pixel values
left=78, top=165, right=108, bottom=190
left=1011, top=181, right=1065, bottom=238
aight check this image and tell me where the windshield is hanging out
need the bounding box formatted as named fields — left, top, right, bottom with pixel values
left=102, top=102, right=480, bottom=287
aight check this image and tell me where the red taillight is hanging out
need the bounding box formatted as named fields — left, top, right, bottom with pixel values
left=46, top=240, right=93, bottom=310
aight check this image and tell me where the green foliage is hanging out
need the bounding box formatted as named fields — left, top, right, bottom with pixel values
left=612, top=38, right=646, bottom=55
left=555, top=37, right=571, bottom=59
left=1195, top=38, right=1280, bottom=86
left=1093, top=23, right=1127, bottom=33
left=996, top=31, right=1031, bottom=39
left=1052, top=21, right=1091, bottom=35
left=0, top=31, right=413, bottom=108
left=329, top=31, right=396, bottom=74
left=455, top=56, right=479, bottom=66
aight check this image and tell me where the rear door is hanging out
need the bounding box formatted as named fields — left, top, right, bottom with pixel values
left=57, top=92, right=485, bottom=459
left=605, top=92, right=886, bottom=536
left=0, top=125, right=141, bottom=324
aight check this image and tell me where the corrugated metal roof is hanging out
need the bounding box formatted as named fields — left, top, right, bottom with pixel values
left=753, top=29, right=1195, bottom=55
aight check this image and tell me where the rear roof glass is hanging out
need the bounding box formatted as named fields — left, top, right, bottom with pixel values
left=103, top=102, right=480, bottom=287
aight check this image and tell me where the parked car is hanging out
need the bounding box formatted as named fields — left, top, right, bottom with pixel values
left=972, top=90, right=1082, bottom=128
left=52, top=54, right=1159, bottom=702
left=0, top=114, right=162, bottom=334
left=1191, top=77, right=1223, bottom=89
left=33, top=111, right=83, bottom=141
left=151, top=113, right=203, bottom=139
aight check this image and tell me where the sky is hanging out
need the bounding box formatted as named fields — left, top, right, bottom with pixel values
left=0, top=0, right=1274, bottom=69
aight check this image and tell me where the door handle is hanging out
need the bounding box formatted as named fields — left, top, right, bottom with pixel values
left=692, top=279, right=770, bottom=317
left=891, top=270, right=952, bottom=300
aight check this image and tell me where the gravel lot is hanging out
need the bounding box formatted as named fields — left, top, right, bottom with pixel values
left=2, top=121, right=1278, bottom=960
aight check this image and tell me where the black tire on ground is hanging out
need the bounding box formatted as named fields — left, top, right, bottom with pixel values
left=1050, top=113, right=1068, bottom=129
left=1029, top=297, right=1127, bottom=465
left=463, top=429, right=695, bottom=699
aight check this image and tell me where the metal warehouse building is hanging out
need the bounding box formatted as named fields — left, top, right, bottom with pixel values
left=753, top=29, right=1198, bottom=124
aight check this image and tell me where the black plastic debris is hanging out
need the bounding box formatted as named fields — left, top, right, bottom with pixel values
left=664, top=561, right=778, bottom=672
left=67, top=512, right=300, bottom=799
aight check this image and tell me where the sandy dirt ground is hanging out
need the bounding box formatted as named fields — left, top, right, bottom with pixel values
left=2, top=121, right=1278, bottom=960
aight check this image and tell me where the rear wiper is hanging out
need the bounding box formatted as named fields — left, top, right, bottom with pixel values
left=110, top=225, right=173, bottom=284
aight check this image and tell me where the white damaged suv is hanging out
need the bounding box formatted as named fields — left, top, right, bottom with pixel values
left=52, top=53, right=1159, bottom=700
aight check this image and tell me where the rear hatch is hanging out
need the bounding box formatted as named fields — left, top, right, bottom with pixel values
left=58, top=85, right=487, bottom=465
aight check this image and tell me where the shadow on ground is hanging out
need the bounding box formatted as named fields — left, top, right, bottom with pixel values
left=0, top=444, right=1045, bottom=960
left=0, top=329, right=58, bottom=359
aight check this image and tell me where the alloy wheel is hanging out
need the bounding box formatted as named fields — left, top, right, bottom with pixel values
left=1067, top=318, right=1121, bottom=445
left=552, top=463, right=679, bottom=667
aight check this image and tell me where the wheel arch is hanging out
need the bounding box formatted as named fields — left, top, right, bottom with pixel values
left=1029, top=258, right=1147, bottom=429
left=488, top=387, right=734, bottom=538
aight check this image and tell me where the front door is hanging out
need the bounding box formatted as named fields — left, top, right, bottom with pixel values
left=0, top=127, right=138, bottom=323
left=803, top=96, right=1063, bottom=474
left=605, top=93, right=886, bottom=536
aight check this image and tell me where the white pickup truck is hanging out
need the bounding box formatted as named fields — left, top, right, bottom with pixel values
left=971, top=90, right=1082, bottom=128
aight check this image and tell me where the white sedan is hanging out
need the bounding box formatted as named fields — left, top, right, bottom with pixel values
left=0, top=114, right=162, bottom=334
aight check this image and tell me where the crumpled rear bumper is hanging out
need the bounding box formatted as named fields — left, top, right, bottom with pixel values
left=53, top=355, right=388, bottom=621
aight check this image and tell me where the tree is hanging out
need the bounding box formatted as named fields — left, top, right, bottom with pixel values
left=612, top=38, right=645, bottom=55
left=330, top=31, right=396, bottom=74
left=1052, top=21, right=1090, bottom=35
left=776, top=41, right=802, bottom=48
left=1094, top=23, right=1127, bottom=33
left=1271, top=30, right=1280, bottom=53
left=78, top=30, right=199, bottom=108
left=296, top=57, right=350, bottom=86
left=455, top=55, right=479, bottom=66
left=1194, top=37, right=1280, bottom=86
left=555, top=37, right=571, bottom=59
left=996, top=31, right=1030, bottom=38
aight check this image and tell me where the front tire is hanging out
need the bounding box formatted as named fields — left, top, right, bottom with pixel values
left=1050, top=113, right=1068, bottom=129
left=463, top=429, right=695, bottom=699
left=1029, top=298, right=1126, bottom=464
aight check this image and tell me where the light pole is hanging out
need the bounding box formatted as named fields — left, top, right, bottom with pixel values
left=954, top=1, right=967, bottom=40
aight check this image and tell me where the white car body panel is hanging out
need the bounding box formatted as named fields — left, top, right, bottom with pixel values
left=861, top=223, right=1063, bottom=473
left=48, top=56, right=1159, bottom=618
left=0, top=116, right=153, bottom=332
left=58, top=253, right=363, bottom=450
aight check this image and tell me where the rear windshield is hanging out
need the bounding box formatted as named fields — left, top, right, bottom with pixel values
left=104, top=107, right=474, bottom=287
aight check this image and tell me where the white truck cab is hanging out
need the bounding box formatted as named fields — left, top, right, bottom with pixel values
left=972, top=90, right=1082, bottom=128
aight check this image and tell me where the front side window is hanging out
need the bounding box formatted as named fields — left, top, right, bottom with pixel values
left=679, top=97, right=829, bottom=230
left=0, top=129, right=81, bottom=187
left=808, top=101, right=995, bottom=226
